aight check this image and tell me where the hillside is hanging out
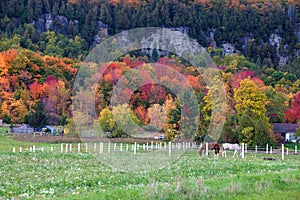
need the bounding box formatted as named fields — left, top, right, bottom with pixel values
left=1, top=0, right=300, bottom=69
left=0, top=0, right=299, bottom=145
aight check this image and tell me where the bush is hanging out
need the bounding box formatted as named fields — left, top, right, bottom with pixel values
left=165, top=129, right=177, bottom=141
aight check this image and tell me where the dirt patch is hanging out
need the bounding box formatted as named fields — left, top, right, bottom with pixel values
left=12, top=133, right=162, bottom=144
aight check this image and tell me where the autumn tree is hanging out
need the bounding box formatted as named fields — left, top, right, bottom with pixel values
left=10, top=99, right=28, bottom=123
left=219, top=115, right=239, bottom=143
left=234, top=78, right=271, bottom=144
left=97, top=108, right=115, bottom=134
left=148, top=104, right=167, bottom=130
left=264, top=87, right=286, bottom=123
left=234, top=78, right=268, bottom=121
left=111, top=104, right=140, bottom=137
left=284, top=92, right=300, bottom=123
left=0, top=102, right=11, bottom=123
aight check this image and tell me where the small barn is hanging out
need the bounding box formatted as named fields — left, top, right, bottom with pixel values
left=11, top=124, right=34, bottom=134
left=273, top=123, right=299, bottom=143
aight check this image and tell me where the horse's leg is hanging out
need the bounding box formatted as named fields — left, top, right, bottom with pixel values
left=233, top=150, right=237, bottom=157
left=214, top=149, right=218, bottom=157
left=198, top=149, right=203, bottom=157
left=222, top=149, right=226, bottom=157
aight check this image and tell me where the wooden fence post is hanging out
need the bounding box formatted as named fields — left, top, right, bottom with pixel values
left=266, top=144, right=268, bottom=154
left=134, top=142, right=137, bottom=155
left=100, top=142, right=103, bottom=153
left=205, top=143, right=208, bottom=157
left=282, top=144, right=284, bottom=160
left=241, top=143, right=245, bottom=159
left=169, top=142, right=172, bottom=157
left=78, top=143, right=80, bottom=153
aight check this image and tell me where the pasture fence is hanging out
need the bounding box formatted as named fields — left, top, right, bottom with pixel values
left=10, top=142, right=298, bottom=161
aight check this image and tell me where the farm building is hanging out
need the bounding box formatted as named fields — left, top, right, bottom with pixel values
left=11, top=124, right=34, bottom=134
left=272, top=123, right=299, bottom=143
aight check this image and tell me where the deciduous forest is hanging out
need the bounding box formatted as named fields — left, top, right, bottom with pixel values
left=0, top=0, right=300, bottom=146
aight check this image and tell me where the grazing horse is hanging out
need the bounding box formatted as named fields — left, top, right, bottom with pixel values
left=198, top=142, right=221, bottom=157
left=222, top=143, right=241, bottom=157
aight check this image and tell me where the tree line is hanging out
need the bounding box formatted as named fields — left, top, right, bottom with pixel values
left=0, top=0, right=300, bottom=70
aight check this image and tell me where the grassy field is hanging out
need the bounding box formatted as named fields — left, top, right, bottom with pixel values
left=0, top=136, right=300, bottom=199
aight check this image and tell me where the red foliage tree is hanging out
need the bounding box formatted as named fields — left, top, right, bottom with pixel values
left=284, top=92, right=300, bottom=123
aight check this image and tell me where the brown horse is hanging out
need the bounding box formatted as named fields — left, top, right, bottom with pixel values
left=198, top=142, right=221, bottom=157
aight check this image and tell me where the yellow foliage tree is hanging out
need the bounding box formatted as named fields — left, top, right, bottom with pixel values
left=234, top=77, right=268, bottom=121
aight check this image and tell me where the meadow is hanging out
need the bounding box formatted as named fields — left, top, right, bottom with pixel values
left=0, top=135, right=300, bottom=200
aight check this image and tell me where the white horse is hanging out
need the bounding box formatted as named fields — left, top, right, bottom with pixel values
left=222, top=143, right=241, bottom=157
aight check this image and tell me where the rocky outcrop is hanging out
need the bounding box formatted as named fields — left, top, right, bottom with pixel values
left=93, top=21, right=109, bottom=44
left=33, top=14, right=70, bottom=34
left=269, top=33, right=289, bottom=66
left=221, top=43, right=236, bottom=56
left=32, top=13, right=108, bottom=44
left=31, top=13, right=300, bottom=63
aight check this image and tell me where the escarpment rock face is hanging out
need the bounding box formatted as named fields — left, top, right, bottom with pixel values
left=221, top=43, right=236, bottom=56
left=114, top=27, right=209, bottom=63
left=30, top=12, right=300, bottom=64
left=94, top=21, right=109, bottom=44
left=33, top=14, right=70, bottom=34
left=32, top=13, right=108, bottom=44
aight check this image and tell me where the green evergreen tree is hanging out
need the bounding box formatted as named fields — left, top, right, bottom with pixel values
left=254, top=118, right=271, bottom=147
left=26, top=101, right=48, bottom=129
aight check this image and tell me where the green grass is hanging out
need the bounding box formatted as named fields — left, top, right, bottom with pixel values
left=0, top=127, right=10, bottom=134
left=284, top=143, right=300, bottom=150
left=0, top=135, right=64, bottom=153
left=0, top=136, right=299, bottom=199
left=0, top=135, right=37, bottom=152
left=0, top=139, right=299, bottom=200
